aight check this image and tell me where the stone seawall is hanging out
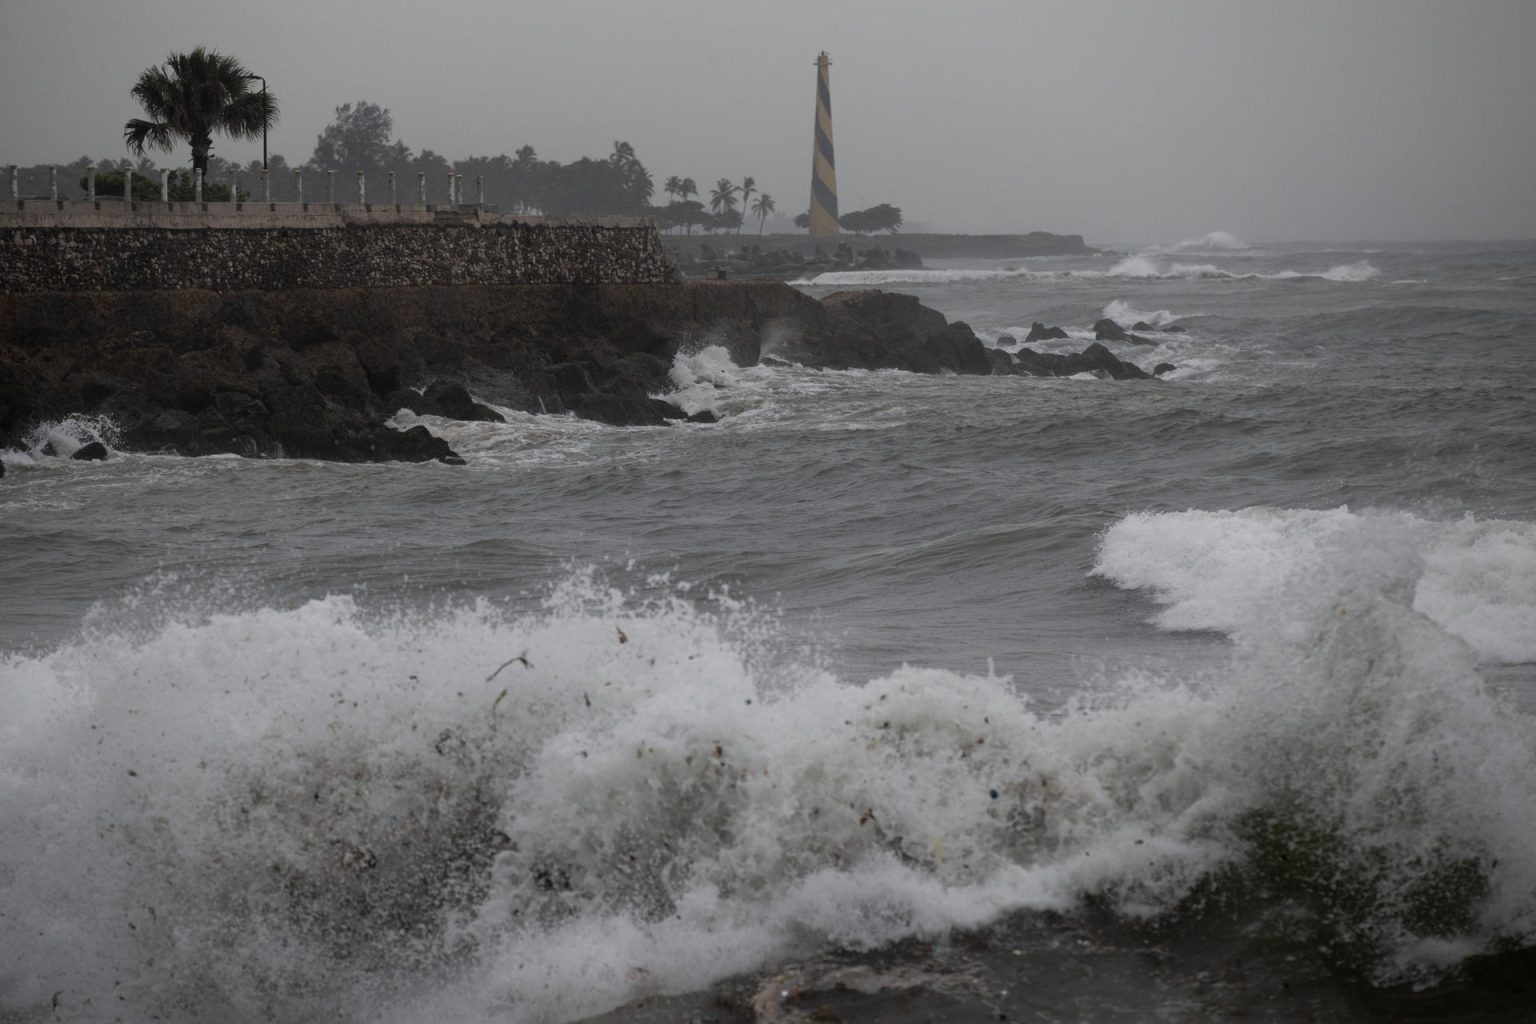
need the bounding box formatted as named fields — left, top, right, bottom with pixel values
left=1, top=206, right=677, bottom=292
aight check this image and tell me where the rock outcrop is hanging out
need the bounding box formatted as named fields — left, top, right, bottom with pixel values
left=1093, top=317, right=1129, bottom=342
left=791, top=290, right=993, bottom=375
left=1, top=281, right=1155, bottom=464
left=1025, top=322, right=1070, bottom=343
left=1003, top=342, right=1153, bottom=380
left=1093, top=317, right=1158, bottom=346
left=385, top=382, right=505, bottom=423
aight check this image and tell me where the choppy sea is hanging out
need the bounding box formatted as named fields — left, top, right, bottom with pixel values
left=3, top=234, right=1535, bottom=1022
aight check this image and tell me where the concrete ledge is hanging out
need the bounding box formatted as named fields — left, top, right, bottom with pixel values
left=0, top=199, right=652, bottom=232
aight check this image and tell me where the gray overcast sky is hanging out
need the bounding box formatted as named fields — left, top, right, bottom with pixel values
left=4, top=0, right=1534, bottom=243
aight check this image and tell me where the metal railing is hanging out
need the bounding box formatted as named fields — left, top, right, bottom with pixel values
left=7, top=161, right=492, bottom=211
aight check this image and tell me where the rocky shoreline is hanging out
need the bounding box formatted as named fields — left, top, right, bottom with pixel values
left=0, top=282, right=1168, bottom=466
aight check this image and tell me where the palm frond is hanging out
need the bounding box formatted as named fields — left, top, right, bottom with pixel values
left=123, top=118, right=176, bottom=155
left=123, top=47, right=272, bottom=168
left=219, top=92, right=278, bottom=139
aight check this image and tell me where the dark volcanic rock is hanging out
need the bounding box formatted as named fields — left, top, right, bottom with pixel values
left=572, top=396, right=686, bottom=427
left=931, top=322, right=996, bottom=375
left=1154, top=362, right=1177, bottom=376
left=812, top=290, right=992, bottom=374
left=1025, top=322, right=1070, bottom=343
left=2, top=279, right=1138, bottom=464
left=1073, top=342, right=1151, bottom=380
left=987, top=348, right=1016, bottom=374
left=421, top=381, right=505, bottom=422
left=385, top=381, right=505, bottom=423
left=1092, top=318, right=1129, bottom=342
left=686, top=410, right=719, bottom=424
left=1013, top=342, right=1152, bottom=380
left=375, top=424, right=463, bottom=464
left=5, top=282, right=823, bottom=461
left=72, top=441, right=110, bottom=461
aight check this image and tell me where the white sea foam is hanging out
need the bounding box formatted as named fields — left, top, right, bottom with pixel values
left=1170, top=230, right=1248, bottom=252
left=1272, top=259, right=1382, bottom=283
left=4, top=537, right=1536, bottom=1021
left=1102, top=299, right=1183, bottom=328
left=1105, top=255, right=1228, bottom=279
left=1, top=415, right=120, bottom=468
left=1093, top=506, right=1536, bottom=664
left=1101, top=257, right=1382, bottom=282
left=795, top=267, right=1038, bottom=286
left=665, top=344, right=747, bottom=416
left=796, top=258, right=1380, bottom=288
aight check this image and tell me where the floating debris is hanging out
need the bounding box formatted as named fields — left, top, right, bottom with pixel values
left=486, top=651, right=532, bottom=682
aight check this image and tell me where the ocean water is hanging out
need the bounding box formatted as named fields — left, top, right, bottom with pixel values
left=2, top=237, right=1535, bottom=1022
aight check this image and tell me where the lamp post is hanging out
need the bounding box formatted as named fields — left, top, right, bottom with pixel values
left=243, top=73, right=268, bottom=171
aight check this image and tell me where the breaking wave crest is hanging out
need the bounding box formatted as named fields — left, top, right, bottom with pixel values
left=1170, top=230, right=1248, bottom=252
left=1104, top=256, right=1381, bottom=282
left=1093, top=506, right=1536, bottom=664
left=1102, top=299, right=1183, bottom=327
left=798, top=259, right=1381, bottom=287
left=5, top=533, right=1536, bottom=1021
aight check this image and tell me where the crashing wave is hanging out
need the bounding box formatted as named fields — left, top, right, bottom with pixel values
left=4, top=532, right=1535, bottom=1021
left=1170, top=230, right=1248, bottom=252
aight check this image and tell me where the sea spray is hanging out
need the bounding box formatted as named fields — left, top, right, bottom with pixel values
left=0, top=414, right=120, bottom=467
left=1170, top=230, right=1249, bottom=252
left=5, top=545, right=1535, bottom=1021
left=1093, top=507, right=1536, bottom=663
left=798, top=260, right=1382, bottom=287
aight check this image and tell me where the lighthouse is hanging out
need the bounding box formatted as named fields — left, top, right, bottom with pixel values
left=807, top=51, right=839, bottom=235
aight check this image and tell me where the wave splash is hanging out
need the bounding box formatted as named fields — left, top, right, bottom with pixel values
left=1093, top=506, right=1536, bottom=664
left=1105, top=255, right=1381, bottom=282
left=4, top=533, right=1535, bottom=1021
left=1, top=415, right=119, bottom=468
left=799, top=260, right=1381, bottom=287
left=1170, top=230, right=1248, bottom=252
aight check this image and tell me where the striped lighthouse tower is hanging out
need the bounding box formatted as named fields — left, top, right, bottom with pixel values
left=807, top=51, right=839, bottom=235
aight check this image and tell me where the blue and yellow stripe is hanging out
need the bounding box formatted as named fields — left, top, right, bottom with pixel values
left=808, top=52, right=839, bottom=235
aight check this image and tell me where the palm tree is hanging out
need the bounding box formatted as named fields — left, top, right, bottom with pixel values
left=680, top=178, right=699, bottom=234
left=123, top=48, right=277, bottom=178
left=752, top=192, right=776, bottom=236
left=737, top=177, right=756, bottom=236
left=709, top=177, right=739, bottom=217
left=511, top=145, right=539, bottom=212
left=661, top=176, right=684, bottom=232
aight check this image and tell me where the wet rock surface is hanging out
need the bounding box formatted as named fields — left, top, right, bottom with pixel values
left=1, top=281, right=1163, bottom=464
left=1004, top=341, right=1153, bottom=380
left=1025, top=321, right=1070, bottom=343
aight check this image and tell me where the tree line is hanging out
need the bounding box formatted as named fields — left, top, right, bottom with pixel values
left=7, top=48, right=903, bottom=234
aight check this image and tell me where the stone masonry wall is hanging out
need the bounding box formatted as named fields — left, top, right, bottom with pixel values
left=1, top=217, right=679, bottom=293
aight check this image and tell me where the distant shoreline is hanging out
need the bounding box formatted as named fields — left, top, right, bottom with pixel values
left=660, top=230, right=1096, bottom=261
